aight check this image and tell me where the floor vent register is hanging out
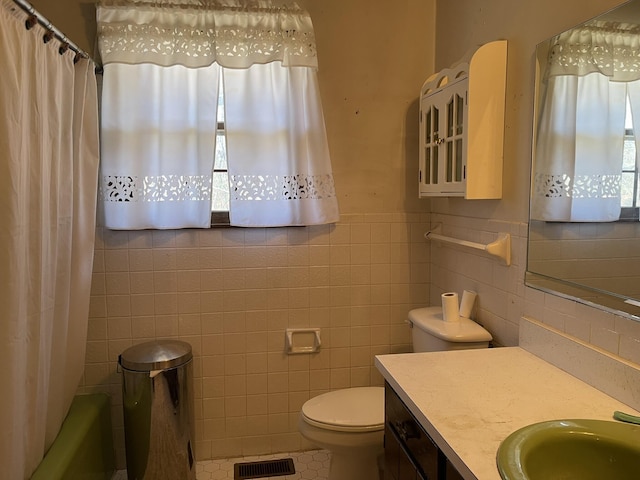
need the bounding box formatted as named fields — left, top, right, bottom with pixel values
left=234, top=457, right=296, bottom=479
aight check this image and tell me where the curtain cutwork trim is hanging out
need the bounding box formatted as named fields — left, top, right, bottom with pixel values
left=534, top=173, right=621, bottom=198
left=97, top=1, right=318, bottom=68
left=230, top=174, right=336, bottom=201
left=101, top=174, right=212, bottom=201
left=98, top=1, right=306, bottom=13
left=548, top=21, right=640, bottom=81
left=98, top=23, right=317, bottom=67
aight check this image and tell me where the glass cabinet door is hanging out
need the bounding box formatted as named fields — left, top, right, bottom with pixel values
left=445, top=90, right=465, bottom=184
left=422, top=102, right=440, bottom=187
left=419, top=77, right=468, bottom=197
left=420, top=78, right=468, bottom=196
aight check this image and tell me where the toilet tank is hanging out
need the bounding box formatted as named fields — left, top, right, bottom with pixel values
left=408, top=306, right=492, bottom=352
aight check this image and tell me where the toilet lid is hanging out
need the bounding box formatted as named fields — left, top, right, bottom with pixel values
left=301, top=387, right=384, bottom=432
left=409, top=306, right=493, bottom=343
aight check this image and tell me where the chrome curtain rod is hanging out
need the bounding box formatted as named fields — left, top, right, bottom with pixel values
left=12, top=0, right=102, bottom=71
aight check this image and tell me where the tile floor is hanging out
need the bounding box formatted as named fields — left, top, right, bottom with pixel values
left=112, top=450, right=330, bottom=480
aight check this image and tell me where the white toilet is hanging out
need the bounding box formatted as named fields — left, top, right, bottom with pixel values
left=298, top=387, right=385, bottom=480
left=298, top=306, right=492, bottom=480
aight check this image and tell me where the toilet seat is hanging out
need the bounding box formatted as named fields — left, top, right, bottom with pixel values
left=301, top=387, right=384, bottom=433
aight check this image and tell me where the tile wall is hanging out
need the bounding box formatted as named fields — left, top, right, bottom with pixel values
left=523, top=287, right=640, bottom=367
left=79, top=207, right=640, bottom=470
left=80, top=213, right=430, bottom=467
left=430, top=213, right=640, bottom=367
left=529, top=220, right=640, bottom=298
left=524, top=220, right=640, bottom=366
left=427, top=213, right=528, bottom=348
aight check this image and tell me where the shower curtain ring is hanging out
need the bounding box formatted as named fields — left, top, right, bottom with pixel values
left=43, top=30, right=54, bottom=44
left=25, top=15, right=37, bottom=30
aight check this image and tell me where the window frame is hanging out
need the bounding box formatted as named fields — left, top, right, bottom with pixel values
left=211, top=72, right=231, bottom=227
left=620, top=99, right=640, bottom=222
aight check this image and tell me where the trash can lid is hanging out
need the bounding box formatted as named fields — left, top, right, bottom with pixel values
left=119, top=339, right=193, bottom=371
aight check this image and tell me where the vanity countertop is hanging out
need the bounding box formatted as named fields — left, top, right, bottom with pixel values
left=375, top=347, right=639, bottom=480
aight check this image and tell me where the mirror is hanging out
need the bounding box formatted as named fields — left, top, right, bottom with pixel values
left=527, top=0, right=640, bottom=319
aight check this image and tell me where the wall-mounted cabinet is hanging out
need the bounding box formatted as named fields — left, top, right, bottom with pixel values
left=419, top=40, right=507, bottom=199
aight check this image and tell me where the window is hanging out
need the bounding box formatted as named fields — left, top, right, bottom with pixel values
left=621, top=96, right=640, bottom=220
left=96, top=2, right=339, bottom=230
left=531, top=19, right=640, bottom=223
left=211, top=71, right=230, bottom=226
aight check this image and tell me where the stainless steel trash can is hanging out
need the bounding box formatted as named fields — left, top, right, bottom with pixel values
left=119, top=340, right=195, bottom=480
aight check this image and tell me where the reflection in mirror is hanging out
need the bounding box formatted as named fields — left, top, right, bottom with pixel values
left=528, top=0, right=640, bottom=319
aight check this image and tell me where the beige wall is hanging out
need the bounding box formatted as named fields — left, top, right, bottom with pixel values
left=29, top=0, right=97, bottom=56
left=23, top=0, right=640, bottom=468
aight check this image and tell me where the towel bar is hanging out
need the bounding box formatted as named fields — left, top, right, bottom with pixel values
left=425, top=227, right=511, bottom=266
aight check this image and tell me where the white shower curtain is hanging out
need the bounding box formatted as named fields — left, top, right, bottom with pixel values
left=0, top=2, right=100, bottom=478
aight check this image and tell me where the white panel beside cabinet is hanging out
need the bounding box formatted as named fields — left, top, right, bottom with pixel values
left=419, top=40, right=507, bottom=199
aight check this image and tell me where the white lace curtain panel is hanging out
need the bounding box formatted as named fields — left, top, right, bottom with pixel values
left=532, top=21, right=640, bottom=222
left=97, top=0, right=339, bottom=229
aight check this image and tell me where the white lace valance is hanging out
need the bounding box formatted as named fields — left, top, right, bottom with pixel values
left=547, top=20, right=640, bottom=81
left=97, top=0, right=318, bottom=68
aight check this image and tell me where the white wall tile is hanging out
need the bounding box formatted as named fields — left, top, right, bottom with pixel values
left=85, top=215, right=445, bottom=462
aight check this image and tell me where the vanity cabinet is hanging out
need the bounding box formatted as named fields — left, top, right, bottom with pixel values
left=418, top=40, right=507, bottom=199
left=384, top=382, right=464, bottom=480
